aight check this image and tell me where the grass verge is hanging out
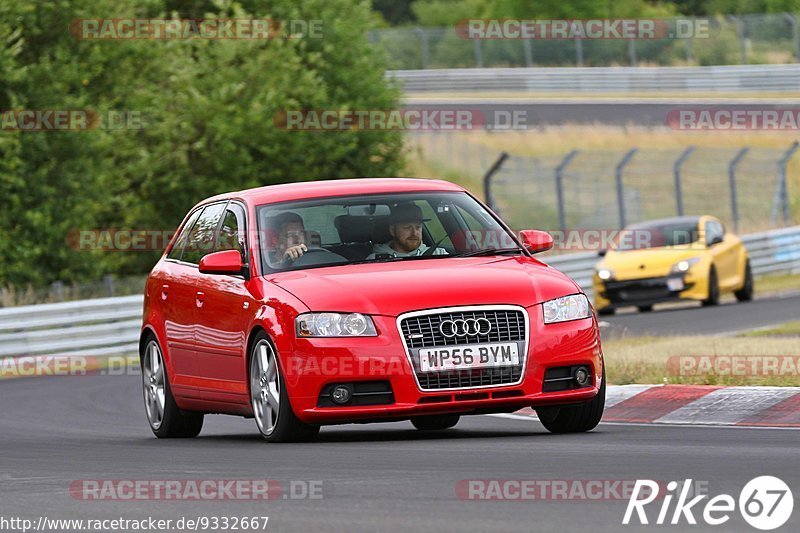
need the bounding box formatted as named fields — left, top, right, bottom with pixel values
left=605, top=334, right=800, bottom=386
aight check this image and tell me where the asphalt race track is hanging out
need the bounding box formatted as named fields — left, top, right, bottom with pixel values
left=600, top=292, right=800, bottom=337
left=1, top=374, right=798, bottom=533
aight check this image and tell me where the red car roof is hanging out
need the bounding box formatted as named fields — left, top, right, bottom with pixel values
left=203, top=178, right=466, bottom=206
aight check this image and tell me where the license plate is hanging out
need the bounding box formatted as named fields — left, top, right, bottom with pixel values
left=667, top=278, right=685, bottom=291
left=418, top=342, right=519, bottom=372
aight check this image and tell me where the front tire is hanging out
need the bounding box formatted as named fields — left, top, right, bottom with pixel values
left=141, top=337, right=203, bottom=438
left=536, top=369, right=605, bottom=434
left=734, top=260, right=754, bottom=302
left=249, top=333, right=319, bottom=443
left=637, top=305, right=653, bottom=312
left=411, top=414, right=460, bottom=431
left=702, top=266, right=720, bottom=307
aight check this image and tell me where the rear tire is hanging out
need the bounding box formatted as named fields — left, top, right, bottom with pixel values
left=702, top=266, right=720, bottom=307
left=141, top=337, right=204, bottom=438
left=734, top=260, right=754, bottom=302
left=536, top=368, right=605, bottom=434
left=249, top=333, right=320, bottom=443
left=637, top=305, right=653, bottom=312
left=597, top=307, right=615, bottom=316
left=411, top=414, right=460, bottom=431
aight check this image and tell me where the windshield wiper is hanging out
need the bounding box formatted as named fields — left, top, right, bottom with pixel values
left=454, top=247, right=524, bottom=258
left=348, top=254, right=448, bottom=265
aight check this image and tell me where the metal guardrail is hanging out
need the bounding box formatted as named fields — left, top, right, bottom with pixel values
left=0, top=225, right=797, bottom=359
left=388, top=64, right=800, bottom=93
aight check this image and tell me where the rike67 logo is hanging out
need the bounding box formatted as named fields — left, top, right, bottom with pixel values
left=624, top=477, right=794, bottom=530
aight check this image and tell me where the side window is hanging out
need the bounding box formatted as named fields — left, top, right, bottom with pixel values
left=705, top=221, right=724, bottom=245
left=181, top=203, right=226, bottom=265
left=420, top=201, right=452, bottom=248
left=167, top=209, right=202, bottom=260
left=215, top=204, right=245, bottom=256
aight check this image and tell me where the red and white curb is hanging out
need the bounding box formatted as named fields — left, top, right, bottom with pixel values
left=503, top=385, right=800, bottom=428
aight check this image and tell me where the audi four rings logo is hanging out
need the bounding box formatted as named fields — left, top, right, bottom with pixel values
left=439, top=318, right=492, bottom=337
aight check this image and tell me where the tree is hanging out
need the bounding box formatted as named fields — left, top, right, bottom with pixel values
left=0, top=0, right=403, bottom=286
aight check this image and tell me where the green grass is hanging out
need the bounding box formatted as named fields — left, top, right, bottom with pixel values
left=738, top=321, right=800, bottom=337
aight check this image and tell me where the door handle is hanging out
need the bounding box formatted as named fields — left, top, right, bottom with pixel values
left=161, top=284, right=169, bottom=301
left=196, top=291, right=204, bottom=308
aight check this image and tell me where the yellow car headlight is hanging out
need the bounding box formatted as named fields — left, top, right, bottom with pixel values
left=670, top=257, right=702, bottom=274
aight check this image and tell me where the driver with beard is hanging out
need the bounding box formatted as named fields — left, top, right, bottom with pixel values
left=267, top=211, right=308, bottom=267
left=367, top=202, right=447, bottom=259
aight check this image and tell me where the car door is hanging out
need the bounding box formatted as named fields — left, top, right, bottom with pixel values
left=169, top=201, right=228, bottom=385
left=705, top=219, right=738, bottom=289
left=160, top=207, right=203, bottom=381
left=192, top=201, right=248, bottom=393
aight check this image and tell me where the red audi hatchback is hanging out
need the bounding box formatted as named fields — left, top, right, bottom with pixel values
left=140, top=178, right=605, bottom=442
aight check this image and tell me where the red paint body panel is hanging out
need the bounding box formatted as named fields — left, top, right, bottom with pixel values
left=141, top=178, right=604, bottom=424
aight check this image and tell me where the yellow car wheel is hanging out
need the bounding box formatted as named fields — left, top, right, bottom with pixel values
left=735, top=260, right=754, bottom=302
left=702, top=267, right=720, bottom=307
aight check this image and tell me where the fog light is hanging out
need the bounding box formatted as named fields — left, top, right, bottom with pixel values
left=330, top=385, right=353, bottom=405
left=574, top=367, right=590, bottom=386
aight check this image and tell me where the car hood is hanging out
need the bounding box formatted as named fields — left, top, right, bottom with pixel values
left=599, top=247, right=706, bottom=279
left=265, top=257, right=580, bottom=316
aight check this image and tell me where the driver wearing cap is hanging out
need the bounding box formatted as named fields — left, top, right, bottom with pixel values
left=367, top=203, right=448, bottom=259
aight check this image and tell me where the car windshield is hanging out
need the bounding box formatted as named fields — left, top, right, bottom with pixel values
left=256, top=191, right=523, bottom=272
left=614, top=219, right=701, bottom=251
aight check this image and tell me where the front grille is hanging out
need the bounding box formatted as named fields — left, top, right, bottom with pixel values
left=401, top=309, right=525, bottom=349
left=399, top=307, right=527, bottom=391
left=603, top=277, right=670, bottom=302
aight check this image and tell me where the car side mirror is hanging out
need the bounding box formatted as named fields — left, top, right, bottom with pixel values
left=708, top=236, right=723, bottom=247
left=519, top=230, right=554, bottom=254
left=597, top=249, right=607, bottom=257
left=199, top=250, right=244, bottom=276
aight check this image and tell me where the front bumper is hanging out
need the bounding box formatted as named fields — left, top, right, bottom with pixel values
left=593, top=272, right=707, bottom=310
left=280, top=305, right=603, bottom=425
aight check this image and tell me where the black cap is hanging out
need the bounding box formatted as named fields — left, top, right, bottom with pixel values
left=389, top=203, right=430, bottom=224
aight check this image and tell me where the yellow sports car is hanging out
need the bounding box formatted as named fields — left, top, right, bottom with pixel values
left=593, top=215, right=753, bottom=314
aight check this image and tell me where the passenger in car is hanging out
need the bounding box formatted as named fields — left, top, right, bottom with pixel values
left=367, top=203, right=447, bottom=259
left=267, top=211, right=308, bottom=266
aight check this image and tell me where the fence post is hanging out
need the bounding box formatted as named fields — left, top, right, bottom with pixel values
left=728, top=147, right=749, bottom=233
left=52, top=280, right=64, bottom=302
left=523, top=38, right=533, bottom=67
left=104, top=274, right=115, bottom=297
left=685, top=36, right=694, bottom=64
left=575, top=35, right=584, bottom=66
left=628, top=39, right=637, bottom=66
left=673, top=146, right=695, bottom=216
left=555, top=150, right=579, bottom=232
left=727, top=15, right=747, bottom=64
left=775, top=141, right=799, bottom=225
left=483, top=152, right=509, bottom=215
left=413, top=27, right=430, bottom=69
left=473, top=39, right=483, bottom=67
left=783, top=13, right=800, bottom=63
left=615, top=149, right=638, bottom=228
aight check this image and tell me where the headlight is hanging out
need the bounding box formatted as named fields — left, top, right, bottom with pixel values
left=596, top=268, right=614, bottom=281
left=296, top=312, right=378, bottom=337
left=671, top=257, right=701, bottom=273
left=542, top=294, right=591, bottom=324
